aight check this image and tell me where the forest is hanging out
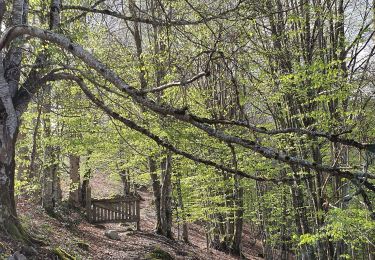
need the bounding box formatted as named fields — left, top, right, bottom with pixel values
left=0, top=0, right=374, bottom=259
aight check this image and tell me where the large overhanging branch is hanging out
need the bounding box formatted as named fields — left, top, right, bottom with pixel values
left=1, top=25, right=374, bottom=193
left=45, top=72, right=287, bottom=183
left=189, top=117, right=370, bottom=150
left=1, top=26, right=367, bottom=151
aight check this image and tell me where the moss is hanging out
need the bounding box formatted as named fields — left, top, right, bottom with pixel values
left=145, top=247, right=174, bottom=260
left=5, top=222, right=26, bottom=242
left=5, top=221, right=46, bottom=246
left=53, top=247, right=76, bottom=260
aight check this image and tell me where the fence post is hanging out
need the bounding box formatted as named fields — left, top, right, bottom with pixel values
left=136, top=199, right=140, bottom=230
left=86, top=185, right=92, bottom=222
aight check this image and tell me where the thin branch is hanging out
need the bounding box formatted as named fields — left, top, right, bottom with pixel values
left=62, top=3, right=241, bottom=26
left=142, top=71, right=208, bottom=94
left=63, top=0, right=106, bottom=25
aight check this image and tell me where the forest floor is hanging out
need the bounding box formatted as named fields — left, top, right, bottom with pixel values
left=0, top=172, right=264, bottom=259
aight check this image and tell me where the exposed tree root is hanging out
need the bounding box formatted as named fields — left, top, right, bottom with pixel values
left=0, top=218, right=45, bottom=246
left=53, top=247, right=76, bottom=260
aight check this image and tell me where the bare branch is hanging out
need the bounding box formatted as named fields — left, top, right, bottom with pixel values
left=142, top=71, right=208, bottom=94
left=63, top=0, right=105, bottom=25
left=62, top=3, right=242, bottom=26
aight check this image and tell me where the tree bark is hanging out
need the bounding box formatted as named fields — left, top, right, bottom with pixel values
left=120, top=168, right=131, bottom=196
left=81, top=152, right=91, bottom=207
left=232, top=182, right=244, bottom=255
left=149, top=157, right=162, bottom=233
left=0, top=57, right=29, bottom=240
left=0, top=2, right=20, bottom=230
left=160, top=153, right=173, bottom=239
left=68, top=154, right=81, bottom=207
left=28, top=101, right=42, bottom=178
left=41, top=85, right=61, bottom=212
left=176, top=170, right=188, bottom=243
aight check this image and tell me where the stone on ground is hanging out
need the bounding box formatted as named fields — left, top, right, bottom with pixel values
left=8, top=251, right=27, bottom=260
left=105, top=230, right=120, bottom=240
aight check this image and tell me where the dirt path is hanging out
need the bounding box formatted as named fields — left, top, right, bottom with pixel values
left=69, top=189, right=263, bottom=259
left=11, top=173, right=264, bottom=259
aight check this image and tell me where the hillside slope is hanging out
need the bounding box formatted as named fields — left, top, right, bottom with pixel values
left=0, top=173, right=264, bottom=259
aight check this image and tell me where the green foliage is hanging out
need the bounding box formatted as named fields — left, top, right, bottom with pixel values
left=297, top=208, right=375, bottom=258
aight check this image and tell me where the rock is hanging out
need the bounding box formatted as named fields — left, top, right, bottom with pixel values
left=21, top=246, right=38, bottom=257
left=105, top=230, right=120, bottom=240
left=8, top=251, right=27, bottom=260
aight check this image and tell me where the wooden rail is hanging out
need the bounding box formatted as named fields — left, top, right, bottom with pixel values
left=85, top=186, right=140, bottom=230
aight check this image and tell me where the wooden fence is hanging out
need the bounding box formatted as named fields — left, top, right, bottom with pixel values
left=85, top=186, right=141, bottom=230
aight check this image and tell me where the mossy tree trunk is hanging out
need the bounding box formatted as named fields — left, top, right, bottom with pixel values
left=0, top=61, right=30, bottom=241
left=0, top=124, right=24, bottom=239
left=0, top=0, right=26, bottom=236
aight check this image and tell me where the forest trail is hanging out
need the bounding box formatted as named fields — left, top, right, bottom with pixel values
left=8, top=172, right=264, bottom=259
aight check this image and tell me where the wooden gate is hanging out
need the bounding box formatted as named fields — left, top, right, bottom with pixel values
left=85, top=186, right=141, bottom=230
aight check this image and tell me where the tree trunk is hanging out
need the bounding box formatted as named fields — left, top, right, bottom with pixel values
left=0, top=125, right=25, bottom=239
left=149, top=154, right=173, bottom=239
left=68, top=154, right=81, bottom=207
left=81, top=153, right=91, bottom=207
left=160, top=153, right=173, bottom=239
left=0, top=64, right=30, bottom=240
left=176, top=171, right=189, bottom=243
left=332, top=142, right=348, bottom=258
left=230, top=145, right=243, bottom=255
left=120, top=168, right=131, bottom=196
left=16, top=131, right=28, bottom=183
left=41, top=85, right=61, bottom=212
left=42, top=157, right=61, bottom=212
left=290, top=176, right=315, bottom=260
left=232, top=185, right=244, bottom=255
left=149, top=157, right=162, bottom=233
left=28, top=101, right=42, bottom=178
